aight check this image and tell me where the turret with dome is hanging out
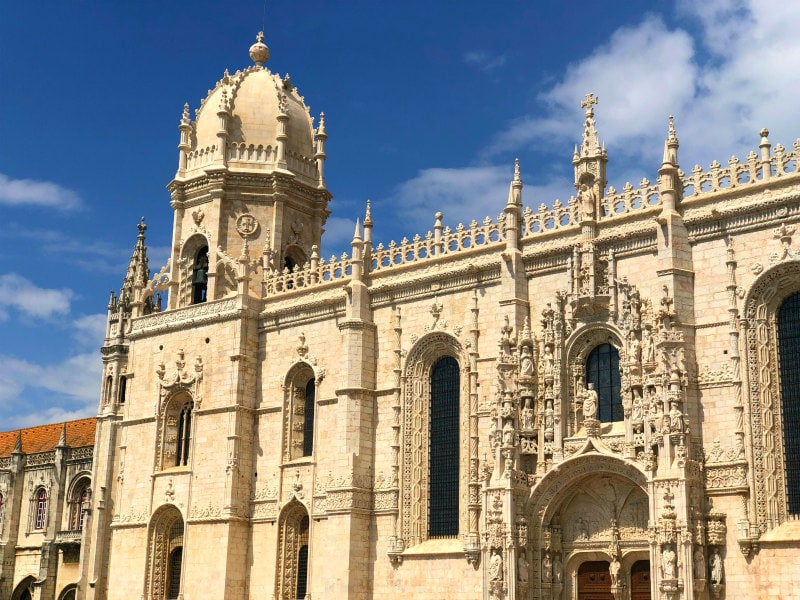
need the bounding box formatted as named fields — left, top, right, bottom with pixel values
left=165, top=32, right=331, bottom=309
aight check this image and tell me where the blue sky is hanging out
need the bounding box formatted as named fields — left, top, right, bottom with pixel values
left=2, top=0, right=799, bottom=428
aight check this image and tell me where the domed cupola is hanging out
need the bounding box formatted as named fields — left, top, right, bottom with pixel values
left=177, top=32, right=327, bottom=188
left=165, top=33, right=332, bottom=310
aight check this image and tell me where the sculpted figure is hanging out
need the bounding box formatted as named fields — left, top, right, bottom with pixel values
left=521, top=399, right=535, bottom=430
left=542, top=553, right=553, bottom=582
left=628, top=330, right=641, bottom=363
left=553, top=555, right=563, bottom=583
left=643, top=328, right=655, bottom=363
left=542, top=345, right=554, bottom=377
left=502, top=420, right=515, bottom=447
left=578, top=183, right=597, bottom=220
left=489, top=548, right=503, bottom=581
left=609, top=557, right=621, bottom=586
left=662, top=546, right=677, bottom=579
left=710, top=550, right=723, bottom=584
left=694, top=549, right=706, bottom=580
left=583, top=383, right=598, bottom=420
left=669, top=401, right=685, bottom=433
left=632, top=389, right=644, bottom=431
left=520, top=345, right=534, bottom=377
left=518, top=552, right=529, bottom=584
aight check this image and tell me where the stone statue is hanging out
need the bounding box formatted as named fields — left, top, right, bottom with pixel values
left=583, top=383, right=598, bottom=420
left=520, top=345, right=534, bottom=377
left=542, top=345, right=554, bottom=377
left=710, top=549, right=723, bottom=584
left=489, top=548, right=503, bottom=581
left=693, top=548, right=706, bottom=580
left=632, top=389, right=644, bottom=431
left=518, top=552, right=529, bottom=584
left=628, top=330, right=641, bottom=363
left=553, top=555, right=563, bottom=583
left=522, top=399, right=535, bottom=430
left=578, top=183, right=597, bottom=220
left=609, top=557, right=621, bottom=586
left=502, top=420, right=515, bottom=447
left=669, top=401, right=685, bottom=433
left=662, top=546, right=677, bottom=579
left=542, top=553, right=553, bottom=582
left=643, top=328, right=655, bottom=363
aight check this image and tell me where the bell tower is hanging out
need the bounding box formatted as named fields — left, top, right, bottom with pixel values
left=166, top=32, right=332, bottom=308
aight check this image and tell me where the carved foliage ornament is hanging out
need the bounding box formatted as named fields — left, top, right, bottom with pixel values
left=155, top=349, right=204, bottom=412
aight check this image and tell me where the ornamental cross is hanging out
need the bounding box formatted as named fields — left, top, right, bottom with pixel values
left=581, top=93, right=599, bottom=110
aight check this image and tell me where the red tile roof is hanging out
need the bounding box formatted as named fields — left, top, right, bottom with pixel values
left=0, top=418, right=96, bottom=458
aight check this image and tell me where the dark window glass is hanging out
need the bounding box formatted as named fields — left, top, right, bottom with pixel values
left=167, top=547, right=182, bottom=599
left=586, top=344, right=622, bottom=422
left=176, top=402, right=193, bottom=467
left=302, top=379, right=315, bottom=457
left=778, top=292, right=800, bottom=514
left=429, top=356, right=459, bottom=537
left=296, top=545, right=309, bottom=599
left=192, top=246, right=209, bottom=304
left=118, top=376, right=127, bottom=404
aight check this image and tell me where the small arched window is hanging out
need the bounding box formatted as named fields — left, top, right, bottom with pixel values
left=168, top=546, right=183, bottom=599
left=429, top=356, right=460, bottom=537
left=34, top=488, right=48, bottom=530
left=778, top=292, right=800, bottom=514
left=118, top=375, right=127, bottom=404
left=104, top=375, right=113, bottom=404
left=69, top=479, right=91, bottom=531
left=191, top=246, right=209, bottom=304
left=302, top=378, right=316, bottom=457
left=176, top=401, right=193, bottom=467
left=296, top=516, right=310, bottom=599
left=586, top=343, right=622, bottom=422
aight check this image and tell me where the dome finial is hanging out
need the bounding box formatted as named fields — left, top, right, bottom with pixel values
left=249, top=31, right=270, bottom=67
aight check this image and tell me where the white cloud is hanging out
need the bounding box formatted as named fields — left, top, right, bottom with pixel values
left=321, top=216, right=357, bottom=259
left=72, top=313, right=108, bottom=350
left=379, top=165, right=512, bottom=239
left=0, top=173, right=82, bottom=210
left=489, top=1, right=800, bottom=187
left=464, top=51, right=507, bottom=72
left=0, top=273, right=73, bottom=320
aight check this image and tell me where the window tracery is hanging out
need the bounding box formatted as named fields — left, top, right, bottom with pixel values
left=276, top=500, right=310, bottom=600
left=401, top=332, right=468, bottom=547
left=67, top=475, right=91, bottom=531
left=34, top=487, right=47, bottom=530
left=145, top=505, right=184, bottom=600
left=156, top=392, right=195, bottom=470
left=586, top=343, right=622, bottom=422
left=283, top=363, right=317, bottom=462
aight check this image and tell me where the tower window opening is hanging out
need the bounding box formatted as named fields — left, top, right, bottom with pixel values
left=175, top=401, right=193, bottom=466
left=192, top=246, right=209, bottom=304
left=586, top=343, right=622, bottom=422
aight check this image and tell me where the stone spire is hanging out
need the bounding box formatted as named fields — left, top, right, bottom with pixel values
left=506, top=158, right=523, bottom=208
left=573, top=93, right=608, bottom=198
left=661, top=115, right=680, bottom=168
left=120, top=217, right=151, bottom=304
left=12, top=430, right=22, bottom=454
left=249, top=31, right=270, bottom=66
left=57, top=422, right=68, bottom=447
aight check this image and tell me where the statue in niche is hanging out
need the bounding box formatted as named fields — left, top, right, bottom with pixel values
left=575, top=517, right=589, bottom=541
left=542, top=345, right=554, bottom=377
left=520, top=345, right=534, bottom=378
left=643, top=328, right=655, bottom=363
left=502, top=420, right=515, bottom=447
left=609, top=557, right=621, bottom=586
left=632, top=389, right=644, bottom=432
left=710, top=549, right=723, bottom=584
left=518, top=552, right=529, bottom=584
left=669, top=401, right=686, bottom=433
left=628, top=330, right=641, bottom=363
left=693, top=548, right=706, bottom=580
left=553, top=554, right=563, bottom=583
left=521, top=398, right=535, bottom=430
left=662, top=546, right=677, bottom=579
left=489, top=548, right=503, bottom=581
left=578, top=183, right=597, bottom=220
left=542, top=553, right=553, bottom=582
left=582, top=383, right=598, bottom=420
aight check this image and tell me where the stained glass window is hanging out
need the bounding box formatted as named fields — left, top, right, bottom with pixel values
left=429, top=356, right=459, bottom=537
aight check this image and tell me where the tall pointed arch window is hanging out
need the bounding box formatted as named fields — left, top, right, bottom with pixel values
left=778, top=292, right=800, bottom=514
left=34, top=488, right=48, bottom=530
left=302, top=379, right=316, bottom=457
left=191, top=246, right=209, bottom=304
left=276, top=502, right=310, bottom=600
left=586, top=343, right=622, bottom=422
left=68, top=477, right=91, bottom=531
left=429, top=356, right=460, bottom=537
left=176, top=401, right=193, bottom=467
left=284, top=366, right=316, bottom=462
left=146, top=507, right=184, bottom=599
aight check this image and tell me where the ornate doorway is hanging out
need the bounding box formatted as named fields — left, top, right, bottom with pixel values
left=630, top=560, right=651, bottom=600
left=577, top=561, right=612, bottom=600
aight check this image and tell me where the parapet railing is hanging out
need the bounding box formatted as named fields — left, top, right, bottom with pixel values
left=261, top=137, right=800, bottom=298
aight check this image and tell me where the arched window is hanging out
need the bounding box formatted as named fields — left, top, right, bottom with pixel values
left=429, top=356, right=459, bottom=537
left=34, top=488, right=48, bottom=530
left=283, top=366, right=316, bottom=462
left=778, top=292, right=800, bottom=514
left=104, top=375, right=113, bottom=404
left=68, top=478, right=91, bottom=531
left=118, top=375, right=127, bottom=404
left=302, top=379, right=315, bottom=457
left=176, top=401, right=193, bottom=467
left=57, top=584, right=77, bottom=600
left=191, top=246, right=209, bottom=304
left=276, top=501, right=310, bottom=600
left=586, top=344, right=622, bottom=422
left=146, top=507, right=184, bottom=599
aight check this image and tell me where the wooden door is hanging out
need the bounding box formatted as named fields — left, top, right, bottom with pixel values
left=577, top=561, right=613, bottom=600
left=630, top=560, right=652, bottom=600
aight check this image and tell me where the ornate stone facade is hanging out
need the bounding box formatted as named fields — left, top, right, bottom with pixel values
left=6, top=32, right=800, bottom=600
